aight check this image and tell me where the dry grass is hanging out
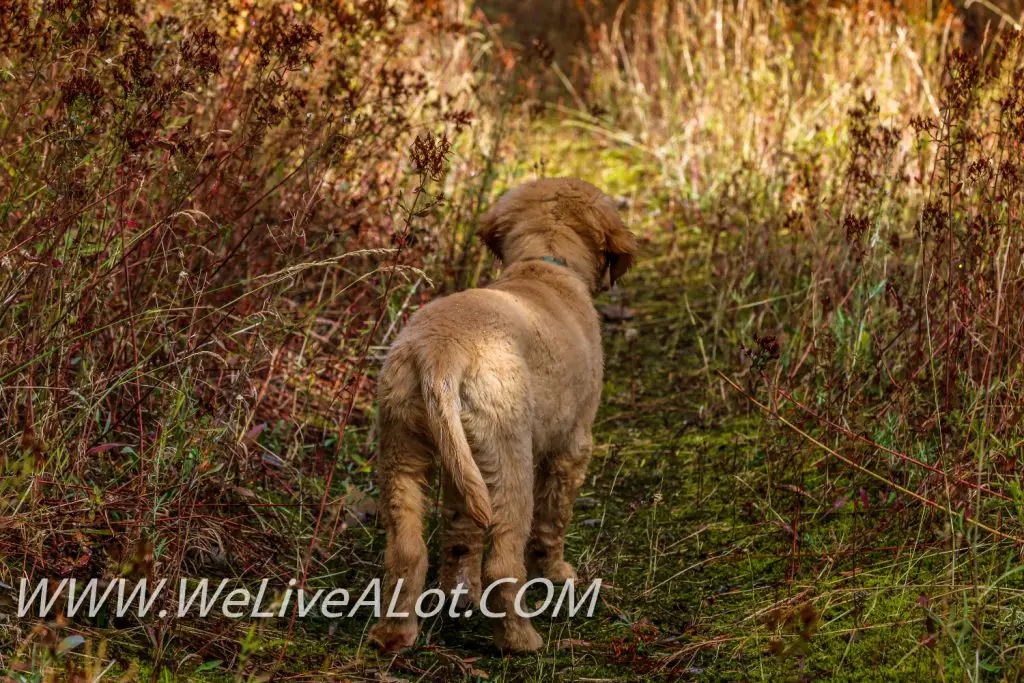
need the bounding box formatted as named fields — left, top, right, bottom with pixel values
left=4, top=0, right=1024, bottom=679
left=0, top=0, right=530, bottom=674
left=553, top=0, right=1024, bottom=675
left=570, top=0, right=1024, bottom=539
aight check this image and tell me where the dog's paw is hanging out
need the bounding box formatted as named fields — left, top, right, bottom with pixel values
left=544, top=560, right=577, bottom=584
left=494, top=622, right=543, bottom=653
left=368, top=620, right=418, bottom=653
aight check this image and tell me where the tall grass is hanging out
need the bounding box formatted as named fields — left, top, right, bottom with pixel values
left=0, top=0, right=526, bottom=670
left=574, top=0, right=1024, bottom=668
left=582, top=0, right=947, bottom=197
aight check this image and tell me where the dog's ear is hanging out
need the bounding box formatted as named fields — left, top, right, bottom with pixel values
left=599, top=205, right=637, bottom=287
left=477, top=201, right=510, bottom=261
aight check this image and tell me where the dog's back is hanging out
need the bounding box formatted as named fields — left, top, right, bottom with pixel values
left=378, top=269, right=602, bottom=526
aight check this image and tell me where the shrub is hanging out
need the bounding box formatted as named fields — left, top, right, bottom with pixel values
left=578, top=0, right=1024, bottom=565
left=0, top=0, right=512, bottom=611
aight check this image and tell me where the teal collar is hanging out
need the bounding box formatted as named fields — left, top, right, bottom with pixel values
left=521, top=256, right=567, bottom=268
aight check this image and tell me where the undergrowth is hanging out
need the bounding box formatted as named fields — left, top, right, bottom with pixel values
left=4, top=0, right=1024, bottom=679
left=561, top=0, right=1024, bottom=677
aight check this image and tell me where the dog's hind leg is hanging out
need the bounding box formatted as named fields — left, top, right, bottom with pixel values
left=527, top=427, right=593, bottom=583
left=438, top=472, right=484, bottom=609
left=480, top=434, right=543, bottom=652
left=368, top=424, right=431, bottom=652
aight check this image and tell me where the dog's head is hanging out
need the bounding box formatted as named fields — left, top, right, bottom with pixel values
left=478, top=178, right=637, bottom=291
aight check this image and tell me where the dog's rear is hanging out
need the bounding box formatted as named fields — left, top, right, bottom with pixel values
left=372, top=292, right=538, bottom=650
left=382, top=340, right=492, bottom=528
left=369, top=178, right=636, bottom=653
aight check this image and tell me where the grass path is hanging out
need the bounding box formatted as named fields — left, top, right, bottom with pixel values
left=334, top=126, right=993, bottom=680
left=273, top=240, right=944, bottom=681
left=429, top=249, right=930, bottom=681
left=106, top=126, right=1008, bottom=681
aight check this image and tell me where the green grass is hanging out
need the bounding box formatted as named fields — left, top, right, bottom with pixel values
left=6, top=2, right=1024, bottom=680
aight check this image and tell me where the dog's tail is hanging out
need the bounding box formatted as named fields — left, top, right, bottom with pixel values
left=422, top=372, right=492, bottom=528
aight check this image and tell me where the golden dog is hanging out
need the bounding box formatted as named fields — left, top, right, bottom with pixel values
left=368, top=177, right=636, bottom=652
